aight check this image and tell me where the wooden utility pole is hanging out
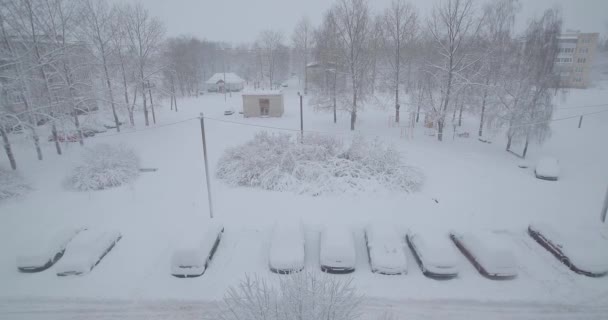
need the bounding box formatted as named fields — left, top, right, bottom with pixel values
left=199, top=113, right=214, bottom=219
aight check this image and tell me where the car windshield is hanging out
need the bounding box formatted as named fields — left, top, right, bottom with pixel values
left=1, top=0, right=608, bottom=319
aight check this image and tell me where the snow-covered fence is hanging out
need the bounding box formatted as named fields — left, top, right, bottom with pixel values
left=67, top=144, right=140, bottom=191
left=216, top=131, right=423, bottom=196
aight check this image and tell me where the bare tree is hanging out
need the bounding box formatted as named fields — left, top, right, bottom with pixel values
left=79, top=0, right=121, bottom=132
left=292, top=17, right=313, bottom=94
left=332, top=0, right=372, bottom=131
left=257, top=29, right=284, bottom=89
left=219, top=272, right=363, bottom=320
left=123, top=3, right=164, bottom=126
left=380, top=0, right=418, bottom=123
left=426, top=0, right=480, bottom=141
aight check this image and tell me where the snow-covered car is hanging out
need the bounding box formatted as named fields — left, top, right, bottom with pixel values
left=55, top=229, right=122, bottom=276
left=17, top=227, right=84, bottom=273
left=528, top=224, right=608, bottom=277
left=171, top=222, right=224, bottom=278
left=535, top=157, right=559, bottom=181
left=224, top=110, right=235, bottom=116
left=281, top=83, right=288, bottom=88
left=407, top=232, right=459, bottom=279
left=364, top=224, right=407, bottom=275
left=48, top=131, right=81, bottom=142
left=319, top=228, right=356, bottom=274
left=268, top=224, right=305, bottom=274
left=81, top=124, right=108, bottom=135
left=450, top=232, right=517, bottom=279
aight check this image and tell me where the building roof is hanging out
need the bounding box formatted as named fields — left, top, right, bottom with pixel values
left=205, top=73, right=244, bottom=85
left=242, top=90, right=283, bottom=96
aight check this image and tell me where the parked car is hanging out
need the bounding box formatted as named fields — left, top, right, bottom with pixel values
left=170, top=223, right=224, bottom=278
left=103, top=121, right=124, bottom=129
left=450, top=232, right=517, bottom=280
left=48, top=131, right=81, bottom=142
left=319, top=228, right=356, bottom=274
left=55, top=229, right=122, bottom=276
left=17, top=227, right=84, bottom=273
left=407, top=232, right=459, bottom=279
left=268, top=224, right=305, bottom=274
left=81, top=124, right=108, bottom=135
left=364, top=224, right=407, bottom=275
left=281, top=83, right=288, bottom=88
left=528, top=224, right=608, bottom=277
left=535, top=157, right=559, bottom=181
left=224, top=110, right=235, bottom=116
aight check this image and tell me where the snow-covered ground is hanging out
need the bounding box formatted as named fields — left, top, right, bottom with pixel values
left=2, top=77, right=608, bottom=318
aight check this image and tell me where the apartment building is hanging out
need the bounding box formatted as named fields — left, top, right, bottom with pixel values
left=555, top=31, right=599, bottom=88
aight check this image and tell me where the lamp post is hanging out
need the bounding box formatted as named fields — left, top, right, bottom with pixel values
left=298, top=92, right=303, bottom=143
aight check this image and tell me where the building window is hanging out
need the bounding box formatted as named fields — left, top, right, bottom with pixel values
left=577, top=58, right=586, bottom=64
left=259, top=98, right=270, bottom=116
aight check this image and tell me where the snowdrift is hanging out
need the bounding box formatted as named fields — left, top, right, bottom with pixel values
left=216, top=132, right=423, bottom=196
left=0, top=167, right=30, bottom=200
left=67, top=144, right=140, bottom=191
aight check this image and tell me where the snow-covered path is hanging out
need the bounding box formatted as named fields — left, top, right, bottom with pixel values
left=1, top=297, right=607, bottom=320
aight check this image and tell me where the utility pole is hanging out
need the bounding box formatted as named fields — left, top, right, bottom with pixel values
left=199, top=113, right=214, bottom=219
left=601, top=184, right=608, bottom=223
left=222, top=48, right=227, bottom=102
left=298, top=92, right=304, bottom=143
left=578, top=115, right=583, bottom=129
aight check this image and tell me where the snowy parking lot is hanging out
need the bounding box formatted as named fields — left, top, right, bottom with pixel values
left=2, top=79, right=608, bottom=317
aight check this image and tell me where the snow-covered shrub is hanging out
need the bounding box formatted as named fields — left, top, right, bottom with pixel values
left=0, top=167, right=30, bottom=200
left=219, top=272, right=362, bottom=320
left=216, top=131, right=423, bottom=196
left=68, top=144, right=140, bottom=191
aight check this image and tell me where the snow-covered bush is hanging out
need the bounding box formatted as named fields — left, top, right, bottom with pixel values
left=0, top=167, right=30, bottom=200
left=216, top=131, right=423, bottom=196
left=68, top=144, right=140, bottom=191
left=219, top=272, right=362, bottom=320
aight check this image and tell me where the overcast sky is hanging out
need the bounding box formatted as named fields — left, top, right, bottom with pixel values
left=115, top=0, right=607, bottom=44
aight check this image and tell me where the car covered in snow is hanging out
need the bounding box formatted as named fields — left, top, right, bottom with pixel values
left=407, top=232, right=459, bottom=279
left=171, top=222, right=224, bottom=278
left=268, top=224, right=305, bottom=274
left=81, top=124, right=108, bottom=135
left=319, top=227, right=356, bottom=274
left=528, top=224, right=608, bottom=277
left=55, top=229, right=122, bottom=276
left=450, top=232, right=517, bottom=280
left=535, top=157, right=559, bottom=181
left=364, top=224, right=407, bottom=275
left=17, top=227, right=84, bottom=273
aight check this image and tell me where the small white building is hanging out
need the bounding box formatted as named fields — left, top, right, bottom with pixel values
left=205, top=73, right=245, bottom=92
left=242, top=91, right=284, bottom=118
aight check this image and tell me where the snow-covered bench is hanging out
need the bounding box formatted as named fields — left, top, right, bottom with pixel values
left=171, top=222, right=224, bottom=278
left=364, top=224, right=407, bottom=275
left=320, top=227, right=356, bottom=274
left=55, top=229, right=122, bottom=276
left=528, top=224, right=608, bottom=277
left=269, top=224, right=305, bottom=274
left=17, top=227, right=84, bottom=273
left=407, top=232, right=458, bottom=279
left=450, top=232, right=517, bottom=280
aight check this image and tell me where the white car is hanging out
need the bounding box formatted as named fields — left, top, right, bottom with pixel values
left=55, top=229, right=122, bottom=276
left=528, top=224, right=608, bottom=277
left=535, top=157, right=559, bottom=181
left=171, top=222, right=224, bottom=278
left=407, top=232, right=458, bottom=279
left=319, top=228, right=356, bottom=274
left=364, top=224, right=407, bottom=275
left=450, top=232, right=517, bottom=279
left=269, top=224, right=305, bottom=274
left=17, top=227, right=84, bottom=272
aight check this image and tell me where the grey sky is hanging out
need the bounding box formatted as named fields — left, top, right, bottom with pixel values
left=117, top=0, right=607, bottom=44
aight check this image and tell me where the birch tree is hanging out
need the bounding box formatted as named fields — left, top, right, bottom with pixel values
left=426, top=0, right=479, bottom=141
left=332, top=0, right=371, bottom=131
left=380, top=0, right=418, bottom=123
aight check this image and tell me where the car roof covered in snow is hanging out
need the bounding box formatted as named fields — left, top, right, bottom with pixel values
left=408, top=232, right=459, bottom=268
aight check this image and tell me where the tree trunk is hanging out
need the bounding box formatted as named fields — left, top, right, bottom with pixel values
left=478, top=90, right=487, bottom=137
left=458, top=101, right=464, bottom=127
left=142, top=82, right=149, bottom=126
left=350, top=89, right=357, bottom=131
left=333, top=70, right=337, bottom=124
left=522, top=135, right=530, bottom=158
left=30, top=126, right=42, bottom=161
left=395, top=42, right=400, bottom=123
left=506, top=134, right=513, bottom=151
left=149, top=87, right=156, bottom=124
left=73, top=112, right=84, bottom=146
left=437, top=119, right=444, bottom=141
left=0, top=126, right=17, bottom=170
left=103, top=62, right=120, bottom=132
left=51, top=123, right=62, bottom=155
